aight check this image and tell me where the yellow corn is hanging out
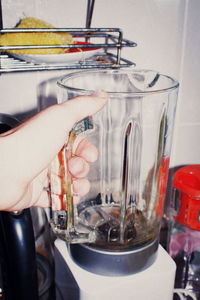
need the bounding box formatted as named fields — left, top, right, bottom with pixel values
left=0, top=17, right=73, bottom=54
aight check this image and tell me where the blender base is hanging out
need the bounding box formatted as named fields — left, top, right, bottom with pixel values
left=55, top=239, right=176, bottom=300
left=69, top=239, right=158, bottom=276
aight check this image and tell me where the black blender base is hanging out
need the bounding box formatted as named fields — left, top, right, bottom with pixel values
left=68, top=239, right=159, bottom=276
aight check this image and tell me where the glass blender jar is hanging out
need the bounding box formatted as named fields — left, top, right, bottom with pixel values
left=50, top=69, right=179, bottom=276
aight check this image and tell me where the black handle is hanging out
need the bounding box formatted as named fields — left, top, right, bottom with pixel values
left=0, top=114, right=39, bottom=299
left=0, top=209, right=39, bottom=300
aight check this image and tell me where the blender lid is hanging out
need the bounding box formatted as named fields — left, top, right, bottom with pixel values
left=173, top=165, right=200, bottom=231
left=173, top=164, right=200, bottom=197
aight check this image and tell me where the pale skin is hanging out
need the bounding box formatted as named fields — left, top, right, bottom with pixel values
left=0, top=91, right=108, bottom=211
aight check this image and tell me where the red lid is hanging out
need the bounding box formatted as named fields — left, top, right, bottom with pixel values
left=173, top=165, right=200, bottom=231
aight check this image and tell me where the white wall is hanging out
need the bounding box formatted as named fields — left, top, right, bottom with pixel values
left=170, top=0, right=200, bottom=166
left=0, top=0, right=200, bottom=166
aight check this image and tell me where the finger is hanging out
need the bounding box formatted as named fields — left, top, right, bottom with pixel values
left=33, top=190, right=50, bottom=208
left=68, top=156, right=89, bottom=178
left=26, top=170, right=49, bottom=208
left=48, top=178, right=90, bottom=210
left=72, top=178, right=90, bottom=196
left=74, top=138, right=98, bottom=163
left=49, top=172, right=62, bottom=195
left=73, top=195, right=80, bottom=205
left=61, top=90, right=108, bottom=129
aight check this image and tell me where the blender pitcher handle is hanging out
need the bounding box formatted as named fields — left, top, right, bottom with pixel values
left=49, top=118, right=97, bottom=244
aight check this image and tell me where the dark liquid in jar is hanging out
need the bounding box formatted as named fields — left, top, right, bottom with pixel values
left=79, top=203, right=158, bottom=251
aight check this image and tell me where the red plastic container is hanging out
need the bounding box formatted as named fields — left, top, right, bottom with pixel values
left=173, top=165, right=200, bottom=231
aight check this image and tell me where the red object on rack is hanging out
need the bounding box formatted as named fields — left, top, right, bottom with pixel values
left=173, top=164, right=200, bottom=231
left=66, top=41, right=100, bottom=53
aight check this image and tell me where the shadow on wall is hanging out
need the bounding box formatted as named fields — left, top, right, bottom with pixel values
left=12, top=75, right=60, bottom=122
left=38, top=76, right=61, bottom=111
left=13, top=107, right=38, bottom=122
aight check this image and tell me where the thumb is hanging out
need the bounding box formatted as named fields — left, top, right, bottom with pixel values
left=60, top=90, right=108, bottom=131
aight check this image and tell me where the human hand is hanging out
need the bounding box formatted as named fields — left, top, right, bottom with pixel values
left=40, top=135, right=99, bottom=211
left=0, top=91, right=108, bottom=211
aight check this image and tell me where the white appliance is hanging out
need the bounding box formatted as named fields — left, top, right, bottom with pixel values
left=55, top=239, right=176, bottom=300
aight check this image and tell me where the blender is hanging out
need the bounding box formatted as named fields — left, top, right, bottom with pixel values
left=50, top=69, right=179, bottom=276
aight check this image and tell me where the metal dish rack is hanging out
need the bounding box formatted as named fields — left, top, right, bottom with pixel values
left=0, top=27, right=136, bottom=73
left=0, top=0, right=137, bottom=73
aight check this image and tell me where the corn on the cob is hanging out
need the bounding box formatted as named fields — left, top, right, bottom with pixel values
left=0, top=17, right=74, bottom=55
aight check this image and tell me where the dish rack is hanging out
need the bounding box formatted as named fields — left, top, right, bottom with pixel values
left=0, top=27, right=136, bottom=73
left=0, top=0, right=137, bottom=73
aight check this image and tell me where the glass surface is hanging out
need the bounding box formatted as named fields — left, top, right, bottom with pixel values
left=50, top=69, right=179, bottom=248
